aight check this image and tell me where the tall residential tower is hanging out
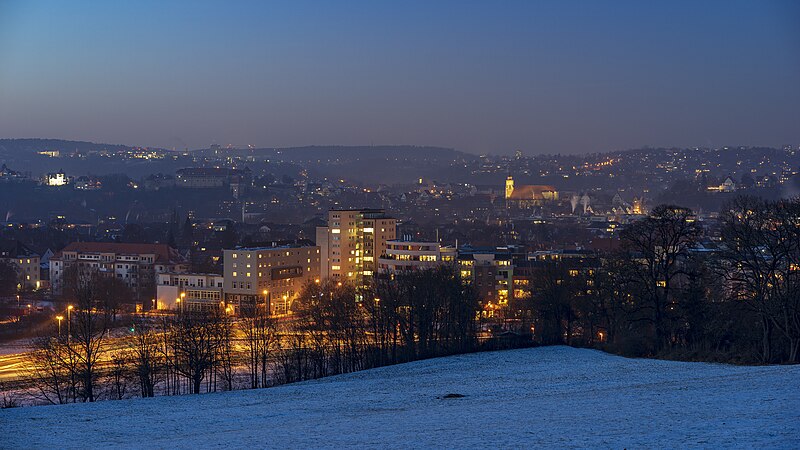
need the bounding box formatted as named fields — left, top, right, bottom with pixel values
left=316, top=209, right=396, bottom=284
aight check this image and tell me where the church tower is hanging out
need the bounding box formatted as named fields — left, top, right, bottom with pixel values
left=505, top=175, right=514, bottom=199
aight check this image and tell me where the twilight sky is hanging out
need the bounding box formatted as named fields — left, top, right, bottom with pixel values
left=0, top=1, right=798, bottom=154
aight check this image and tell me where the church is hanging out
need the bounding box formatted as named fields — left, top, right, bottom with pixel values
left=504, top=176, right=558, bottom=208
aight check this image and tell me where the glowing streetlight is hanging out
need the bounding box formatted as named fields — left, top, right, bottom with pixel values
left=55, top=315, right=64, bottom=336
left=67, top=305, right=74, bottom=343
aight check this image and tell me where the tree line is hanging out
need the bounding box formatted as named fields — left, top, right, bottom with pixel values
left=512, top=197, right=800, bottom=364
left=16, top=266, right=484, bottom=406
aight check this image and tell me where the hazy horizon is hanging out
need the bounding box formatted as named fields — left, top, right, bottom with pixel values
left=1, top=1, right=799, bottom=155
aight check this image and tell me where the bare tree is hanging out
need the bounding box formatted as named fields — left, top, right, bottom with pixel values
left=215, top=311, right=236, bottom=391
left=107, top=352, right=131, bottom=400
left=619, top=205, right=701, bottom=352
left=241, top=309, right=278, bottom=389
left=169, top=311, right=224, bottom=394
left=58, top=266, right=113, bottom=402
left=719, top=196, right=800, bottom=362
left=28, top=335, right=77, bottom=404
left=128, top=320, right=163, bottom=398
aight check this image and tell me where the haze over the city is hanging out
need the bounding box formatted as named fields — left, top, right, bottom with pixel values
left=1, top=0, right=799, bottom=154
left=3, top=3, right=800, bottom=449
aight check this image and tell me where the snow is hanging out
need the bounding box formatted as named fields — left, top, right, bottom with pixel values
left=2, top=346, right=799, bottom=449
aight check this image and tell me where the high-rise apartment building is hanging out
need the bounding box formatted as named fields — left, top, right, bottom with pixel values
left=316, top=209, right=396, bottom=283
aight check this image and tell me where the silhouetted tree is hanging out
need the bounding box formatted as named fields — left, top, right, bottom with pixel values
left=619, top=205, right=701, bottom=352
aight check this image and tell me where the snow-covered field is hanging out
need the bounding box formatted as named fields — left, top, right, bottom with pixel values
left=2, top=346, right=798, bottom=449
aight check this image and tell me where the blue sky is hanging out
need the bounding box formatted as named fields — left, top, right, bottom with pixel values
left=0, top=0, right=798, bottom=154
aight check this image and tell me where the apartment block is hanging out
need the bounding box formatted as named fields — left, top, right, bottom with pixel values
left=223, top=240, right=320, bottom=315
left=316, top=209, right=396, bottom=283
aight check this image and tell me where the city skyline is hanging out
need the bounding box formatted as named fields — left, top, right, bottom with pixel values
left=1, top=0, right=799, bottom=154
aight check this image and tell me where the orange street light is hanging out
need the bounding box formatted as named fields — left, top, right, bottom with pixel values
left=67, top=305, right=74, bottom=343
left=55, top=315, right=64, bottom=335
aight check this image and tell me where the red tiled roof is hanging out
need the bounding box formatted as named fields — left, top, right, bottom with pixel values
left=586, top=238, right=621, bottom=252
left=508, top=185, right=557, bottom=200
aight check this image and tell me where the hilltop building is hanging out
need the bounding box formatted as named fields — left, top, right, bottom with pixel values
left=175, top=167, right=251, bottom=189
left=707, top=176, right=736, bottom=193
left=44, top=170, right=69, bottom=186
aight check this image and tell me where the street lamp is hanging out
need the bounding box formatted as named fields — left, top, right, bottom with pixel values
left=55, top=315, right=63, bottom=336
left=176, top=297, right=181, bottom=314
left=67, top=305, right=73, bottom=343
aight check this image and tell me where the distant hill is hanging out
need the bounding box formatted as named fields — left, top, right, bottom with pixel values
left=193, top=145, right=477, bottom=163
left=0, top=138, right=166, bottom=158
left=0, top=139, right=181, bottom=178
left=0, top=140, right=479, bottom=183
left=195, top=145, right=480, bottom=184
